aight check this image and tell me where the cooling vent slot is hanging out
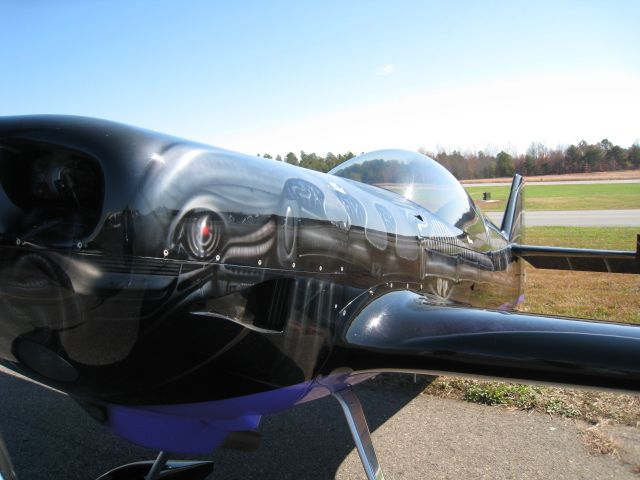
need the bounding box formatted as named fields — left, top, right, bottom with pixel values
left=246, top=278, right=294, bottom=332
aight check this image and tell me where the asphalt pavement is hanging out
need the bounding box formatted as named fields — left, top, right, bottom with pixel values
left=486, top=209, right=640, bottom=227
left=1, top=371, right=637, bottom=479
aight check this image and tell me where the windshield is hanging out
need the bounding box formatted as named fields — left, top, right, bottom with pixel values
left=329, top=149, right=476, bottom=230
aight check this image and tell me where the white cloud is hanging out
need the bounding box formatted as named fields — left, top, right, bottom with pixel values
left=376, top=64, right=396, bottom=77
left=217, top=70, right=640, bottom=156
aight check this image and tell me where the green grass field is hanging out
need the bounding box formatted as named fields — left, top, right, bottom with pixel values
left=524, top=226, right=638, bottom=250
left=465, top=183, right=640, bottom=211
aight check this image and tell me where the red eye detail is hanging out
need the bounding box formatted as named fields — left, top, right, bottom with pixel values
left=185, top=212, right=221, bottom=259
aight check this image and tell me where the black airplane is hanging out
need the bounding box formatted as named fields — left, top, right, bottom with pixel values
left=0, top=115, right=638, bottom=480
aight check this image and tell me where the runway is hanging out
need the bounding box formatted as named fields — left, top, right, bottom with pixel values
left=486, top=209, right=640, bottom=227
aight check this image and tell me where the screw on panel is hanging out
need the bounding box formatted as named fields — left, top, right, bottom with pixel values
left=319, top=265, right=323, bottom=271
left=76, top=241, right=83, bottom=249
left=15, top=238, right=21, bottom=246
left=215, top=255, right=221, bottom=261
left=258, top=259, right=262, bottom=266
left=340, top=266, right=344, bottom=272
left=292, top=262, right=296, bottom=269
left=334, top=304, right=338, bottom=309
left=342, top=311, right=346, bottom=317
left=163, top=249, right=169, bottom=257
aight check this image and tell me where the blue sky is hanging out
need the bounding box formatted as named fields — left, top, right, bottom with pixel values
left=1, top=1, right=639, bottom=156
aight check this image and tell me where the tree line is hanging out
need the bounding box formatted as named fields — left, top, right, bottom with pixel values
left=425, top=139, right=640, bottom=179
left=259, top=151, right=356, bottom=173
left=258, top=139, right=640, bottom=180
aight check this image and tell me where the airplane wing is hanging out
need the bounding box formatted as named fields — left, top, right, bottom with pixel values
left=339, top=172, right=639, bottom=392
left=511, top=242, right=639, bottom=273
left=498, top=174, right=639, bottom=274
left=338, top=289, right=640, bottom=393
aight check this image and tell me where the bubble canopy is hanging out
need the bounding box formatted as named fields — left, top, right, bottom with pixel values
left=329, top=149, right=476, bottom=229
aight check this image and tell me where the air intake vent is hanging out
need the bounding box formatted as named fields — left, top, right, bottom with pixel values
left=247, top=278, right=294, bottom=332
left=0, top=140, right=104, bottom=246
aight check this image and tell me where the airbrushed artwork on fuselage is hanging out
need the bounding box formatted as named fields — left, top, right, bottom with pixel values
left=148, top=146, right=522, bottom=303
left=120, top=142, right=522, bottom=310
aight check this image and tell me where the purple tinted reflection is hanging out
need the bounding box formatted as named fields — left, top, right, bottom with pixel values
left=105, top=372, right=378, bottom=453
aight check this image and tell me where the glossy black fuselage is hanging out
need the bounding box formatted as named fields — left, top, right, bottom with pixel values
left=0, top=116, right=521, bottom=406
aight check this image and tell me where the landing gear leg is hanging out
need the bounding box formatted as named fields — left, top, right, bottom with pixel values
left=145, top=451, right=169, bottom=480
left=332, top=387, right=385, bottom=480
left=95, top=451, right=213, bottom=480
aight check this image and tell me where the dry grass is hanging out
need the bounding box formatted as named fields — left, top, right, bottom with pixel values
left=520, top=227, right=640, bottom=323
left=520, top=267, right=640, bottom=324
left=581, top=425, right=622, bottom=458
left=424, top=378, right=640, bottom=427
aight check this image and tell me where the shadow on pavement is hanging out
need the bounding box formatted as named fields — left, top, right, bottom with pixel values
left=0, top=372, right=430, bottom=479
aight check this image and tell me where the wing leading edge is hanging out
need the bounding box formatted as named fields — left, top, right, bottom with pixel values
left=338, top=290, right=640, bottom=393
left=511, top=241, right=639, bottom=274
